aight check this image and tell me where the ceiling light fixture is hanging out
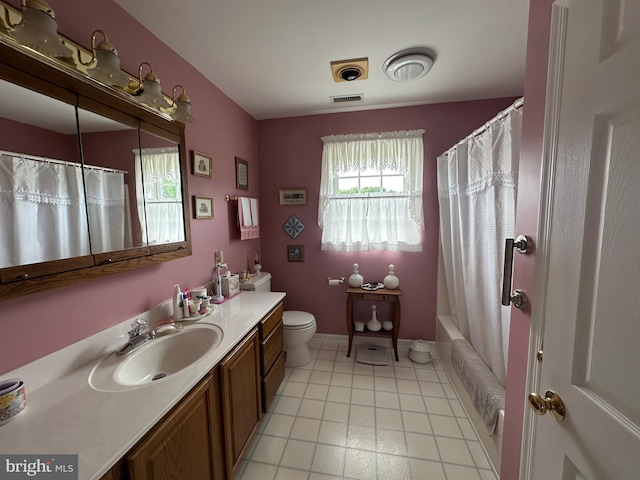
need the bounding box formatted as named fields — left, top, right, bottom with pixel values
left=170, top=85, right=196, bottom=123
left=136, top=62, right=171, bottom=110
left=383, top=47, right=436, bottom=82
left=338, top=66, right=362, bottom=82
left=330, top=58, right=368, bottom=83
left=7, top=0, right=72, bottom=59
left=78, top=30, right=130, bottom=88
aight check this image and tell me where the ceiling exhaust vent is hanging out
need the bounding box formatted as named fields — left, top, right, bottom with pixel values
left=330, top=94, right=364, bottom=104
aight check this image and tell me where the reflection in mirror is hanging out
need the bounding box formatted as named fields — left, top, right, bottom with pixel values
left=0, top=79, right=89, bottom=268
left=77, top=107, right=148, bottom=256
left=137, top=129, right=185, bottom=247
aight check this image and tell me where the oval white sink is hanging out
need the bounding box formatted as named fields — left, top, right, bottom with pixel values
left=89, top=323, right=223, bottom=392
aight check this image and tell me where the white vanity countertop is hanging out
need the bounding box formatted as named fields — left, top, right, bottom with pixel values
left=0, top=291, right=286, bottom=480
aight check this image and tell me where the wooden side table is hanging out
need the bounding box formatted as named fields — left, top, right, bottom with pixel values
left=346, top=286, right=402, bottom=361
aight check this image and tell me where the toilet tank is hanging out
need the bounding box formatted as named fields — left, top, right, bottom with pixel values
left=239, top=272, right=272, bottom=292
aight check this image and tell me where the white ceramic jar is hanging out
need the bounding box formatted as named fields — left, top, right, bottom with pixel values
left=408, top=340, right=434, bottom=364
left=383, top=264, right=399, bottom=290
left=349, top=263, right=364, bottom=287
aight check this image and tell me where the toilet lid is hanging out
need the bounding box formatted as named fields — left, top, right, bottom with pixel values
left=283, top=311, right=315, bottom=328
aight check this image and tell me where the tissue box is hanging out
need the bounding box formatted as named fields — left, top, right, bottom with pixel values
left=215, top=274, right=239, bottom=298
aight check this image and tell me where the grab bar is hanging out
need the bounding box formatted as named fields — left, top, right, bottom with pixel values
left=501, top=235, right=531, bottom=308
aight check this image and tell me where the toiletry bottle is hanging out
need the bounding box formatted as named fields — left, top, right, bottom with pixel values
left=173, top=284, right=183, bottom=320
left=182, top=292, right=190, bottom=318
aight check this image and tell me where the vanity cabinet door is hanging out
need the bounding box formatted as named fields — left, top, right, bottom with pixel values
left=221, top=328, right=261, bottom=477
left=126, top=371, right=225, bottom=480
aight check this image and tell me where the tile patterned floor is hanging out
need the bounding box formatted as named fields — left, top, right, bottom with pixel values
left=234, top=340, right=499, bottom=480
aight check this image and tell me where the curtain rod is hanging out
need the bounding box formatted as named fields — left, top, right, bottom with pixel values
left=441, top=97, right=523, bottom=157
left=0, top=149, right=128, bottom=174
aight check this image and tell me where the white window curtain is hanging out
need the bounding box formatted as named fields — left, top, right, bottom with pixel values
left=318, top=130, right=425, bottom=252
left=437, top=102, right=522, bottom=386
left=83, top=167, right=127, bottom=254
left=0, top=152, right=90, bottom=268
left=135, top=147, right=184, bottom=245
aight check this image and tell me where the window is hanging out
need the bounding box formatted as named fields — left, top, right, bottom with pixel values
left=318, top=130, right=424, bottom=252
left=135, top=147, right=185, bottom=245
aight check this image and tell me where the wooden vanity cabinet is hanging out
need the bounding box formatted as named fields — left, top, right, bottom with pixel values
left=101, top=305, right=283, bottom=480
left=221, top=328, right=262, bottom=477
left=125, top=369, right=225, bottom=480
left=259, top=303, right=285, bottom=412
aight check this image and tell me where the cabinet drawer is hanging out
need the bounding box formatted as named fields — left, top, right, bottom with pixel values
left=261, top=322, right=283, bottom=376
left=356, top=293, right=394, bottom=302
left=261, top=303, right=283, bottom=339
left=262, top=351, right=285, bottom=413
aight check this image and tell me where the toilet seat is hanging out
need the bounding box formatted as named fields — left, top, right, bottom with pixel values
left=283, top=311, right=315, bottom=330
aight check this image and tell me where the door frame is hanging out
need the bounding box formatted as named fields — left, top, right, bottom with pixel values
left=519, top=2, right=570, bottom=478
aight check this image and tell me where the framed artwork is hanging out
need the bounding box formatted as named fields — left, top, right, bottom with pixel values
left=279, top=188, right=308, bottom=206
left=192, top=151, right=212, bottom=178
left=283, top=215, right=305, bottom=239
left=193, top=196, right=214, bottom=219
left=235, top=157, right=249, bottom=190
left=287, top=245, right=305, bottom=262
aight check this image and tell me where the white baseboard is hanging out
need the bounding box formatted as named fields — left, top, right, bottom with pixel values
left=310, top=333, right=432, bottom=351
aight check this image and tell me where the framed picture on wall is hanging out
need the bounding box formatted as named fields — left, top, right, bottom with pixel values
left=194, top=196, right=214, bottom=219
left=279, top=188, right=308, bottom=206
left=192, top=151, right=212, bottom=178
left=235, top=157, right=249, bottom=190
left=286, top=245, right=305, bottom=262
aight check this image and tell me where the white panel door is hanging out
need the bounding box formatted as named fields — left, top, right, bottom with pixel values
left=531, top=0, right=640, bottom=478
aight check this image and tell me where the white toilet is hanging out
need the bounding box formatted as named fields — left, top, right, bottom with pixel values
left=239, top=272, right=317, bottom=367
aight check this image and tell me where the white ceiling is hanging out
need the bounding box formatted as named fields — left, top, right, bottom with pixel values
left=114, top=0, right=530, bottom=120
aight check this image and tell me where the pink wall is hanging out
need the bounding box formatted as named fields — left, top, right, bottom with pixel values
left=257, top=98, right=518, bottom=341
left=0, top=117, right=77, bottom=160
left=501, top=1, right=554, bottom=477
left=0, top=0, right=259, bottom=374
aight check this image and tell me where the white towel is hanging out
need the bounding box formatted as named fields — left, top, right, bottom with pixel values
left=250, top=198, right=259, bottom=227
left=240, top=197, right=252, bottom=226
left=237, top=196, right=260, bottom=240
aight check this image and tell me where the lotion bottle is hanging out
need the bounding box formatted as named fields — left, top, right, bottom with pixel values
left=173, top=284, right=183, bottom=320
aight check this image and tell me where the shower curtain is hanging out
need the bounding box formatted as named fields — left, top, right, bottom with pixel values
left=437, top=101, right=522, bottom=386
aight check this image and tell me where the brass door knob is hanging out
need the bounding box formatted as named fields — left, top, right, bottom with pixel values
left=528, top=390, right=566, bottom=421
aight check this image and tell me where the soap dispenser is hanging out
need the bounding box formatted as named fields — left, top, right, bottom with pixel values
left=349, top=263, right=364, bottom=287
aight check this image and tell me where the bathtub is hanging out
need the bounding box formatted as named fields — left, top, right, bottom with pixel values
left=436, top=315, right=504, bottom=472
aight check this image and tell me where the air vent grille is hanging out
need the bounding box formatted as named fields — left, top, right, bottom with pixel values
left=330, top=94, right=364, bottom=104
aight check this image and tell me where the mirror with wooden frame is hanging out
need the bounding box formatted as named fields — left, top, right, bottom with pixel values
left=0, top=37, right=191, bottom=301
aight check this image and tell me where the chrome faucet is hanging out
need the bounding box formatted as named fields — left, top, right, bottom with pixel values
left=116, top=319, right=156, bottom=355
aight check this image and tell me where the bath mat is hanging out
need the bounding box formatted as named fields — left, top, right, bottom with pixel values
left=356, top=344, right=388, bottom=365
